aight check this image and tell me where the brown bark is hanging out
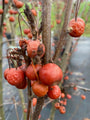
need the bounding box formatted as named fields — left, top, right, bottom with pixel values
left=42, top=0, right=51, bottom=64
left=53, top=0, right=73, bottom=63
left=60, top=35, right=72, bottom=73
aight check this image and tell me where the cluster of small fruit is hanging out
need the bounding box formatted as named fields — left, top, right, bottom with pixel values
left=4, top=36, right=63, bottom=100
left=54, top=93, right=71, bottom=114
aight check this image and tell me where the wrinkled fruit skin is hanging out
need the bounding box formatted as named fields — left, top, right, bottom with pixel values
left=26, top=64, right=42, bottom=80
left=27, top=40, right=45, bottom=58
left=39, top=63, right=63, bottom=85
left=47, top=85, right=61, bottom=99
left=69, top=18, right=85, bottom=37
left=27, top=40, right=40, bottom=58
left=32, top=81, right=48, bottom=97
left=6, top=68, right=25, bottom=86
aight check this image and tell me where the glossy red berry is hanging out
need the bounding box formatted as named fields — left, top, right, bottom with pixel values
left=39, top=63, right=63, bottom=86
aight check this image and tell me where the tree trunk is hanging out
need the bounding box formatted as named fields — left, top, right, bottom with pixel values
left=32, top=0, right=51, bottom=120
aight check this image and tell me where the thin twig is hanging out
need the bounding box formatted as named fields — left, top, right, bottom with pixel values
left=64, top=83, right=90, bottom=92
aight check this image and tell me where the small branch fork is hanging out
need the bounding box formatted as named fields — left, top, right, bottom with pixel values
left=64, top=83, right=90, bottom=92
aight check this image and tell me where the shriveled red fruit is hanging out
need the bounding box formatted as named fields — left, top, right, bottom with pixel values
left=37, top=43, right=45, bottom=57
left=9, top=16, right=15, bottom=22
left=81, top=94, right=86, bottom=100
left=39, top=63, right=63, bottom=85
left=23, top=29, right=30, bottom=35
left=66, top=94, right=72, bottom=99
left=32, top=98, right=37, bottom=106
left=27, top=40, right=45, bottom=58
left=59, top=106, right=66, bottom=114
left=27, top=33, right=32, bottom=39
left=47, top=85, right=61, bottom=99
left=26, top=64, right=42, bottom=80
left=69, top=18, right=85, bottom=37
left=5, top=0, right=8, bottom=4
left=54, top=102, right=60, bottom=109
left=27, top=40, right=40, bottom=58
left=15, top=1, right=24, bottom=8
left=32, top=81, right=48, bottom=97
left=0, top=9, right=3, bottom=14
left=6, top=68, right=25, bottom=86
left=4, top=68, right=9, bottom=80
left=31, top=9, right=37, bottom=16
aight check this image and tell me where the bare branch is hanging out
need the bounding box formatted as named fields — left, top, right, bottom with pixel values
left=64, top=83, right=90, bottom=92
left=24, top=4, right=37, bottom=39
left=53, top=0, right=73, bottom=63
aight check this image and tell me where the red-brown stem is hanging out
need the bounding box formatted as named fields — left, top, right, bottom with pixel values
left=53, top=0, right=73, bottom=63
